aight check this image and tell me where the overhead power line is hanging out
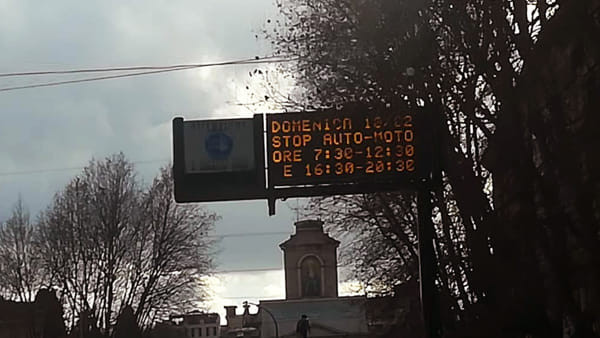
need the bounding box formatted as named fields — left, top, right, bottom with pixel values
left=215, top=264, right=350, bottom=274
left=217, top=296, right=283, bottom=300
left=0, top=159, right=169, bottom=177
left=215, top=267, right=283, bottom=274
left=209, top=231, right=291, bottom=239
left=0, top=64, right=191, bottom=78
left=0, top=66, right=197, bottom=92
left=0, top=56, right=291, bottom=77
left=0, top=55, right=296, bottom=92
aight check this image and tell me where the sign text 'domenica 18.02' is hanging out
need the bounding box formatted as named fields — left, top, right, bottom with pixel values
left=267, top=110, right=419, bottom=186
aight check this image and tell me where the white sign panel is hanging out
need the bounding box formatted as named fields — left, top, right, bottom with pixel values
left=183, top=118, right=255, bottom=173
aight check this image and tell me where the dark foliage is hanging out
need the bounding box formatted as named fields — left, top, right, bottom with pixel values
left=35, top=289, right=68, bottom=338
left=261, top=0, right=600, bottom=336
left=0, top=153, right=217, bottom=333
left=113, top=306, right=142, bottom=338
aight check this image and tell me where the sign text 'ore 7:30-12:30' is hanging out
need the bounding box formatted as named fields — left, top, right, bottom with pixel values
left=267, top=111, right=417, bottom=186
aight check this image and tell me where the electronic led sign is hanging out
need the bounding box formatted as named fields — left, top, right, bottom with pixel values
left=267, top=110, right=421, bottom=187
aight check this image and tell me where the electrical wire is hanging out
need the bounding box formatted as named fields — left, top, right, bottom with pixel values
left=215, top=267, right=283, bottom=274
left=0, top=56, right=290, bottom=77
left=0, top=66, right=196, bottom=92
left=215, top=264, right=350, bottom=274
left=216, top=296, right=283, bottom=300
left=0, top=159, right=169, bottom=177
left=0, top=56, right=296, bottom=92
left=208, top=231, right=290, bottom=239
left=0, top=64, right=191, bottom=78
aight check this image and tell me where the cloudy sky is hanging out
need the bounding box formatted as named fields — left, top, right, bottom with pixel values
left=0, top=0, right=347, bottom=322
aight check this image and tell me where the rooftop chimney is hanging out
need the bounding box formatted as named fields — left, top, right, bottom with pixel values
left=224, top=305, right=237, bottom=319
left=294, top=219, right=324, bottom=232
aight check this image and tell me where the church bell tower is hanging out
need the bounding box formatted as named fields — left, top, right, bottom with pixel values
left=279, top=220, right=340, bottom=299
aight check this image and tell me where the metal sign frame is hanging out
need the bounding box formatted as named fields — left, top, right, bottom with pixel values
left=172, top=115, right=266, bottom=202
left=172, top=109, right=434, bottom=214
left=172, top=108, right=441, bottom=337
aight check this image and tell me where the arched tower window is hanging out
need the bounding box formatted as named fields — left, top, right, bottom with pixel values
left=300, top=255, right=322, bottom=297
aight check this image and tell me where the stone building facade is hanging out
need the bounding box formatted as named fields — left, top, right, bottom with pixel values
left=150, top=311, right=221, bottom=338
left=279, top=219, right=340, bottom=300
left=0, top=289, right=66, bottom=338
left=221, top=219, right=372, bottom=338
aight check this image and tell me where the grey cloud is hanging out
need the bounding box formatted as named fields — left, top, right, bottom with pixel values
left=0, top=0, right=298, bottom=279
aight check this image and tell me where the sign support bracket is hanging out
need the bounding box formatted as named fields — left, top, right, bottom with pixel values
left=417, top=107, right=442, bottom=338
left=267, top=191, right=276, bottom=216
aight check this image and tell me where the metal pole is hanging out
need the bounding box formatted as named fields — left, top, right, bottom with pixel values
left=417, top=188, right=440, bottom=338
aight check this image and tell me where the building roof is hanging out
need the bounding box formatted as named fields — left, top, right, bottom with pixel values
left=279, top=220, right=340, bottom=249
left=0, top=299, right=36, bottom=324
left=259, top=296, right=368, bottom=337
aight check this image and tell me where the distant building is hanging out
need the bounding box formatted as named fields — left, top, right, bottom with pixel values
left=150, top=311, right=220, bottom=338
left=222, top=219, right=381, bottom=338
left=220, top=303, right=260, bottom=337
left=365, top=281, right=422, bottom=337
left=0, top=297, right=40, bottom=338
left=259, top=296, right=368, bottom=338
left=181, top=311, right=220, bottom=338
left=280, top=219, right=340, bottom=300
left=0, top=289, right=66, bottom=338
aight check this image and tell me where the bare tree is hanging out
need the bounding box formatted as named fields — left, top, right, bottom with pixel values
left=37, top=153, right=139, bottom=330
left=36, top=154, right=217, bottom=331
left=306, top=192, right=419, bottom=295
left=0, top=198, right=45, bottom=302
left=120, top=166, right=216, bottom=326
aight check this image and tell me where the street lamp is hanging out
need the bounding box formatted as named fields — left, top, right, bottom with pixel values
left=243, top=301, right=279, bottom=338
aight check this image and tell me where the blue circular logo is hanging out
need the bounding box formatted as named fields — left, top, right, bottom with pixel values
left=205, top=132, right=234, bottom=160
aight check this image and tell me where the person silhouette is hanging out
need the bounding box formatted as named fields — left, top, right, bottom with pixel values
left=296, top=314, right=310, bottom=338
